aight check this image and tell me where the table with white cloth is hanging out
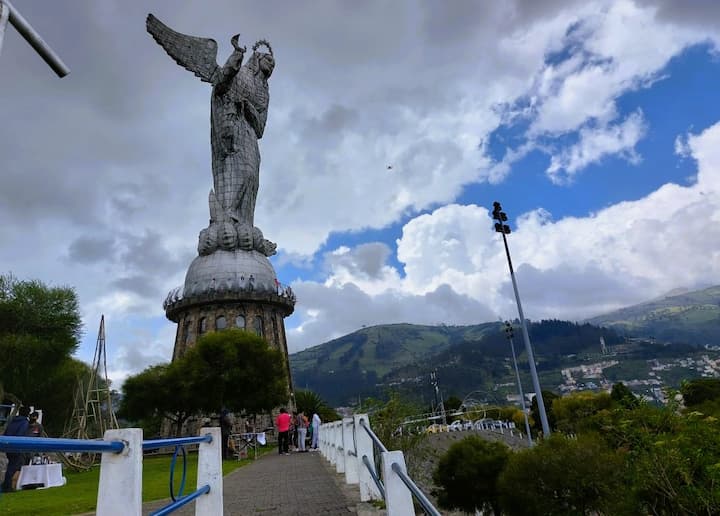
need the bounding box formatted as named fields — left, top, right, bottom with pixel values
left=17, top=463, right=66, bottom=490
left=230, top=432, right=266, bottom=460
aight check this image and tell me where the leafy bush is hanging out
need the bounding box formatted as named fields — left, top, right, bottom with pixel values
left=433, top=436, right=510, bottom=515
left=498, top=433, right=630, bottom=515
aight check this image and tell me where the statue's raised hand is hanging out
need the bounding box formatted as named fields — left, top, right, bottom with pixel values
left=231, top=34, right=246, bottom=54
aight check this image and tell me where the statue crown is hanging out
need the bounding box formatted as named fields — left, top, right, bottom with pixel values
left=253, top=39, right=273, bottom=56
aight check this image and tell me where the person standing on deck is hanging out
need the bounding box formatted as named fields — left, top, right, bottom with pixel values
left=1, top=406, right=29, bottom=492
left=311, top=412, right=321, bottom=450
left=276, top=408, right=291, bottom=455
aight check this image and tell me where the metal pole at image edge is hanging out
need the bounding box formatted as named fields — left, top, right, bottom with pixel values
left=0, top=0, right=70, bottom=77
left=0, top=1, right=9, bottom=56
left=493, top=202, right=551, bottom=437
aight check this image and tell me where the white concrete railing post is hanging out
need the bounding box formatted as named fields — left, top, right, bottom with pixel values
left=319, top=423, right=326, bottom=458
left=323, top=422, right=330, bottom=459
left=328, top=422, right=336, bottom=466
left=334, top=420, right=345, bottom=474
left=381, top=451, right=414, bottom=516
left=96, top=428, right=143, bottom=516
left=342, top=417, right=358, bottom=485
left=195, top=427, right=223, bottom=516
left=354, top=414, right=381, bottom=501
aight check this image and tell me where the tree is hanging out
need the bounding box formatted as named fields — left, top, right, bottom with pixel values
left=610, top=381, right=639, bottom=409
left=0, top=274, right=84, bottom=435
left=444, top=395, right=462, bottom=413
left=179, top=329, right=288, bottom=414
left=121, top=330, right=289, bottom=435
left=366, top=393, right=425, bottom=454
left=680, top=378, right=720, bottom=407
left=552, top=391, right=612, bottom=434
left=593, top=404, right=720, bottom=513
left=498, top=433, right=630, bottom=515
left=630, top=411, right=720, bottom=514
left=119, top=363, right=203, bottom=436
left=530, top=390, right=558, bottom=435
left=433, top=436, right=510, bottom=515
left=294, top=389, right=338, bottom=422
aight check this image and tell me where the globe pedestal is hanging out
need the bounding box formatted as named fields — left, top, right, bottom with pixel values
left=164, top=249, right=296, bottom=390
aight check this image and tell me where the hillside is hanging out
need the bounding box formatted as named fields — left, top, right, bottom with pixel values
left=289, top=285, right=720, bottom=407
left=290, top=322, right=499, bottom=404
left=585, top=285, right=720, bottom=345
left=290, top=320, right=626, bottom=406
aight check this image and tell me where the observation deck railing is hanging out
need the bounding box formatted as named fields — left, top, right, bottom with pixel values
left=0, top=427, right=222, bottom=515
left=319, top=415, right=440, bottom=516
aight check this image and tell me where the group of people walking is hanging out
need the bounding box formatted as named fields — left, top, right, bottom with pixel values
left=275, top=408, right=320, bottom=455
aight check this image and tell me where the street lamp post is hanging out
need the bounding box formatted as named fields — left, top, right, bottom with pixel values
left=430, top=370, right=447, bottom=425
left=505, top=321, right=533, bottom=447
left=492, top=201, right=551, bottom=437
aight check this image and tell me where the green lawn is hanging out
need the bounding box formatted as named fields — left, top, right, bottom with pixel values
left=0, top=449, right=271, bottom=515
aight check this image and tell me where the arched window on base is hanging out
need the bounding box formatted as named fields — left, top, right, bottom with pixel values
left=254, top=316, right=264, bottom=337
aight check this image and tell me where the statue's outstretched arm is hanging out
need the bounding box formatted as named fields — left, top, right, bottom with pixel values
left=146, top=14, right=219, bottom=83
left=214, top=36, right=246, bottom=95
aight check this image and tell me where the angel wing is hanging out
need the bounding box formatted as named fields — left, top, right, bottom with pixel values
left=146, top=14, right=219, bottom=83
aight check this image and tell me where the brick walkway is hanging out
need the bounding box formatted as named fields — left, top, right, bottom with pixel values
left=142, top=450, right=363, bottom=515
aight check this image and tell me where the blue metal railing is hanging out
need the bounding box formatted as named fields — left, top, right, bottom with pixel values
left=0, top=436, right=125, bottom=454
left=144, top=434, right=214, bottom=516
left=356, top=419, right=388, bottom=496
left=391, top=462, right=441, bottom=516
left=151, top=485, right=211, bottom=516
left=143, top=434, right=213, bottom=450
left=0, top=433, right=217, bottom=515
left=361, top=455, right=385, bottom=499
left=357, top=418, right=441, bottom=516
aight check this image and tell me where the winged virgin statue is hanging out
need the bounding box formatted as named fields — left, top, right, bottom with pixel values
left=147, top=14, right=277, bottom=257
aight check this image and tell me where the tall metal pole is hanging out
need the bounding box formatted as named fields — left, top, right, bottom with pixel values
left=0, top=1, right=9, bottom=57
left=0, top=0, right=70, bottom=77
left=430, top=370, right=447, bottom=425
left=505, top=322, right=533, bottom=447
left=493, top=202, right=551, bottom=437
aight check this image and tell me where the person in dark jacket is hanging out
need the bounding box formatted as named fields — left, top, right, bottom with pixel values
left=2, top=406, right=30, bottom=492
left=25, top=412, right=43, bottom=438
left=220, top=409, right=233, bottom=460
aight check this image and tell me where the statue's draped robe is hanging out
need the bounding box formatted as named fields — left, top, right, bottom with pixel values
left=145, top=13, right=276, bottom=255
left=210, top=57, right=269, bottom=229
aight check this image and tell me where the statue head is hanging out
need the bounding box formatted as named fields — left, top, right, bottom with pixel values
left=259, top=53, right=275, bottom=78
left=252, top=39, right=274, bottom=79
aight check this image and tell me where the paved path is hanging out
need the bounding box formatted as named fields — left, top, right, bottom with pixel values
left=143, top=451, right=363, bottom=515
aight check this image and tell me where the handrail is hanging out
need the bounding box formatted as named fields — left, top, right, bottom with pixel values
left=320, top=414, right=441, bottom=515
left=149, top=485, right=211, bottom=516
left=362, top=455, right=385, bottom=499
left=143, top=433, right=213, bottom=450
left=0, top=428, right=222, bottom=515
left=391, top=462, right=441, bottom=516
left=0, top=436, right=124, bottom=454
left=358, top=418, right=388, bottom=453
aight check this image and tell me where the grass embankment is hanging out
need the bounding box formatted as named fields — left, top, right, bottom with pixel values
left=0, top=448, right=272, bottom=515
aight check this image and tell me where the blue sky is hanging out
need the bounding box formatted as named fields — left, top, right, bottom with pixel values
left=2, top=0, right=720, bottom=386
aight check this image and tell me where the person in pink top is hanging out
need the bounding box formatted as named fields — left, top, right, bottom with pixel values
left=276, top=407, right=291, bottom=455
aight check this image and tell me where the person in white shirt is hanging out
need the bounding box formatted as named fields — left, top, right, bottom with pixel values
left=311, top=412, right=321, bottom=450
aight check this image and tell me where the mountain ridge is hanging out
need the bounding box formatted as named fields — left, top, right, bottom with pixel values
left=289, top=285, right=720, bottom=406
